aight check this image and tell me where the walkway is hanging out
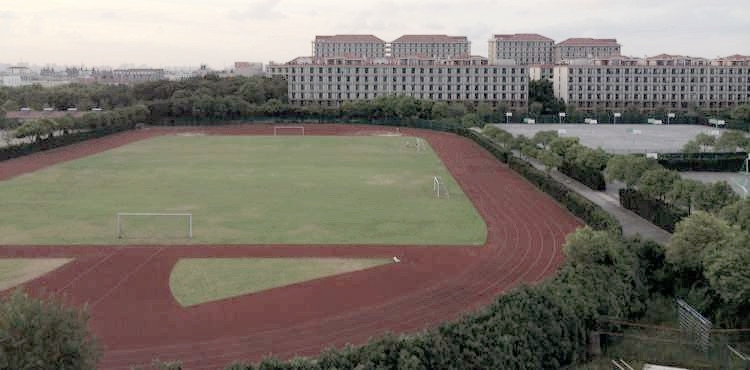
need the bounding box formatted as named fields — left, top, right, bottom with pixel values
left=516, top=152, right=672, bottom=245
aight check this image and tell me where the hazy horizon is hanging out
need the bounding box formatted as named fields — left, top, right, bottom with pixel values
left=2, top=0, right=749, bottom=69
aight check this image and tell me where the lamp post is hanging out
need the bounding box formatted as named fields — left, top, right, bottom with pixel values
left=667, top=112, right=675, bottom=125
left=505, top=112, right=512, bottom=124
left=613, top=112, right=621, bottom=125
left=558, top=112, right=566, bottom=124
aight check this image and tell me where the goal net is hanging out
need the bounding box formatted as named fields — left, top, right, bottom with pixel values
left=273, top=126, right=305, bottom=136
left=116, top=213, right=193, bottom=240
left=433, top=176, right=450, bottom=199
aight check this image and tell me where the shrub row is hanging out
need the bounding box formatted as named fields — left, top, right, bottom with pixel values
left=458, top=128, right=622, bottom=236
left=619, top=188, right=688, bottom=233
left=559, top=161, right=607, bottom=191
left=509, top=157, right=622, bottom=236
left=657, top=151, right=748, bottom=172
left=0, top=124, right=132, bottom=162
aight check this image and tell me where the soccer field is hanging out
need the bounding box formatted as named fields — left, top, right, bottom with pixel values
left=0, top=135, right=486, bottom=245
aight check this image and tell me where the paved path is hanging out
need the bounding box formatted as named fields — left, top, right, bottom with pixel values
left=517, top=152, right=672, bottom=245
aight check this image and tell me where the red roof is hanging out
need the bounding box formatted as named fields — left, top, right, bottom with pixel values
left=557, top=38, right=619, bottom=46
left=391, top=34, right=468, bottom=43
left=315, top=35, right=385, bottom=43
left=493, top=33, right=553, bottom=42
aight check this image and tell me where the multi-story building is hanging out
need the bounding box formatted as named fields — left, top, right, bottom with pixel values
left=111, top=68, right=165, bottom=84
left=313, top=35, right=386, bottom=58
left=390, top=35, right=470, bottom=59
left=268, top=55, right=527, bottom=108
left=232, top=62, right=264, bottom=76
left=529, top=65, right=555, bottom=82
left=553, top=54, right=750, bottom=112
left=553, top=38, right=621, bottom=63
left=488, top=33, right=554, bottom=65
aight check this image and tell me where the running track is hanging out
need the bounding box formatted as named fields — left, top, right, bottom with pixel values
left=0, top=124, right=582, bottom=369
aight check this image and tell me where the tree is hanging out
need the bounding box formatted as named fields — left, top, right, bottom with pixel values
left=694, top=133, right=717, bottom=148
left=637, top=168, right=681, bottom=201
left=531, top=130, right=558, bottom=149
left=703, top=232, right=750, bottom=310
left=730, top=103, right=750, bottom=123
left=0, top=289, right=100, bottom=369
left=574, top=146, right=609, bottom=171
left=563, top=226, right=627, bottom=267
left=714, top=130, right=748, bottom=152
left=605, top=154, right=657, bottom=187
left=538, top=149, right=562, bottom=175
left=719, top=198, right=750, bottom=231
left=681, top=139, right=701, bottom=153
left=666, top=211, right=733, bottom=274
left=692, top=181, right=740, bottom=214
left=667, top=178, right=703, bottom=214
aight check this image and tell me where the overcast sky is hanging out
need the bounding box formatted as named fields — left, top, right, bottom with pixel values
left=2, top=0, right=749, bottom=69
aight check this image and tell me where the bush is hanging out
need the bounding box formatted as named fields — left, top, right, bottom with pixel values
left=559, top=161, right=607, bottom=191
left=619, top=188, right=688, bottom=232
left=0, top=289, right=100, bottom=370
left=657, top=152, right=748, bottom=172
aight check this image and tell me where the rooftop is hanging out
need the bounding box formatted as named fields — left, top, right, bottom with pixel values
left=557, top=38, right=620, bottom=47
left=315, top=35, right=385, bottom=43
left=492, top=33, right=554, bottom=42
left=391, top=34, right=469, bottom=43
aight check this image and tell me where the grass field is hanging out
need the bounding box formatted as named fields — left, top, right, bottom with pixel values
left=0, top=258, right=72, bottom=290
left=0, top=135, right=486, bottom=245
left=169, top=258, right=392, bottom=306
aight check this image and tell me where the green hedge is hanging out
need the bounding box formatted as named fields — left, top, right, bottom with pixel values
left=619, top=188, right=688, bottom=233
left=508, top=157, right=622, bottom=236
left=559, top=161, right=607, bottom=191
left=0, top=124, right=133, bottom=162
left=657, top=152, right=748, bottom=172
left=455, top=128, right=621, bottom=236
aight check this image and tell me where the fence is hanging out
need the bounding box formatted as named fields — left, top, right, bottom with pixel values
left=597, top=317, right=750, bottom=369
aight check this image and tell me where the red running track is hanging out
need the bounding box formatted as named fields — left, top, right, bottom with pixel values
left=0, top=124, right=582, bottom=369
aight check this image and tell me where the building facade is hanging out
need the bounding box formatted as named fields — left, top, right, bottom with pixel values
left=268, top=55, right=527, bottom=108
left=313, top=35, right=386, bottom=58
left=553, top=38, right=621, bottom=63
left=111, top=69, right=165, bottom=84
left=390, top=35, right=470, bottom=59
left=488, top=34, right=554, bottom=65
left=553, top=54, right=750, bottom=112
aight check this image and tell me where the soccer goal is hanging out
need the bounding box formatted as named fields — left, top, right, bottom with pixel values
left=273, top=126, right=305, bottom=136
left=116, top=212, right=193, bottom=239
left=433, top=176, right=450, bottom=199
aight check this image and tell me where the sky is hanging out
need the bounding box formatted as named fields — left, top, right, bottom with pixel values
left=1, top=0, right=749, bottom=69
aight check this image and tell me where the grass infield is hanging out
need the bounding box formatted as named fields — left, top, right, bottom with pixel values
left=0, top=258, right=72, bottom=291
left=169, top=257, right=392, bottom=306
left=0, top=135, right=486, bottom=245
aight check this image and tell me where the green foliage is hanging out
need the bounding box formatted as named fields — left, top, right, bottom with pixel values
left=692, top=181, right=740, bottom=214
left=714, top=130, right=749, bottom=152
left=667, top=178, right=703, bottom=214
left=719, top=198, right=750, bottom=230
left=619, top=188, right=688, bottom=232
left=637, top=168, right=681, bottom=201
left=606, top=155, right=658, bottom=187
left=531, top=130, right=559, bottom=149
left=528, top=79, right=565, bottom=115
left=537, top=149, right=562, bottom=175
left=666, top=211, right=733, bottom=274
left=658, top=151, right=748, bottom=172
left=703, top=233, right=750, bottom=311
left=681, top=139, right=701, bottom=153
left=0, top=289, right=100, bottom=370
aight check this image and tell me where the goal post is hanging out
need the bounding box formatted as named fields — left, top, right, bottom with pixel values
left=433, top=176, right=450, bottom=199
left=273, top=126, right=305, bottom=136
left=116, top=212, right=193, bottom=239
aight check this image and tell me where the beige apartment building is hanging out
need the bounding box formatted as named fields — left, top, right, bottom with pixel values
left=390, top=35, right=470, bottom=59
left=313, top=35, right=387, bottom=58
left=488, top=33, right=554, bottom=65
left=553, top=38, right=621, bottom=63
left=553, top=54, right=750, bottom=112
left=268, top=55, right=527, bottom=108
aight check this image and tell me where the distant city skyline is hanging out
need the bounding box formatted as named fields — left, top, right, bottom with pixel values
left=2, top=0, right=749, bottom=69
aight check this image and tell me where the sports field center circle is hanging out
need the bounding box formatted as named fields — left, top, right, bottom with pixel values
left=0, top=124, right=581, bottom=369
